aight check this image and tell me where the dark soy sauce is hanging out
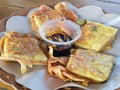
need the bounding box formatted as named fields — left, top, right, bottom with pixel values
left=47, top=34, right=72, bottom=57
left=47, top=34, right=72, bottom=42
left=53, top=47, right=71, bottom=57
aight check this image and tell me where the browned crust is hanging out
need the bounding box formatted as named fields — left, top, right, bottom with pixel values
left=100, top=34, right=116, bottom=52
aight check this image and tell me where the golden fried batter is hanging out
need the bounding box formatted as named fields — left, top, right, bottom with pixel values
left=0, top=31, right=47, bottom=74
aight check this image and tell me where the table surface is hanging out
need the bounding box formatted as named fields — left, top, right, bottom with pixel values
left=0, top=0, right=120, bottom=20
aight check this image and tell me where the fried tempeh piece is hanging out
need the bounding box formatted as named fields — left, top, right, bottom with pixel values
left=74, top=20, right=118, bottom=51
left=55, top=2, right=78, bottom=22
left=67, top=49, right=115, bottom=83
left=48, top=46, right=90, bottom=86
left=30, top=5, right=66, bottom=31
left=0, top=31, right=47, bottom=74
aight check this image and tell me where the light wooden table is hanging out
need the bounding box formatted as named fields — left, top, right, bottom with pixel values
left=0, top=0, right=120, bottom=20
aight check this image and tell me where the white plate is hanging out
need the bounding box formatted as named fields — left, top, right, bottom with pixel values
left=0, top=2, right=120, bottom=90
